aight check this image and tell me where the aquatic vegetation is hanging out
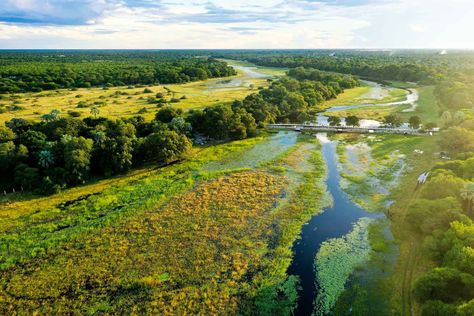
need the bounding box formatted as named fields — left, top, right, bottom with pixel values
left=201, top=131, right=298, bottom=172
left=337, top=136, right=407, bottom=211
left=314, top=218, right=373, bottom=315
left=0, top=171, right=286, bottom=314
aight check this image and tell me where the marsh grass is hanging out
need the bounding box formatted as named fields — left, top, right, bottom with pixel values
left=314, top=218, right=373, bottom=315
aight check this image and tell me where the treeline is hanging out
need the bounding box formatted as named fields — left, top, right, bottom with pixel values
left=407, top=63, right=474, bottom=314
left=0, top=52, right=235, bottom=93
left=0, top=114, right=192, bottom=194
left=408, top=127, right=474, bottom=315
left=189, top=73, right=358, bottom=139
left=242, top=55, right=440, bottom=83
left=209, top=50, right=474, bottom=84
left=0, top=70, right=357, bottom=194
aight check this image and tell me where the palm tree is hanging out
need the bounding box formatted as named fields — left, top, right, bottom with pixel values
left=91, top=106, right=99, bottom=118
left=461, top=182, right=474, bottom=216
left=50, top=109, right=60, bottom=120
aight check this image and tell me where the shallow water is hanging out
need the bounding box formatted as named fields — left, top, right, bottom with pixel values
left=205, top=63, right=271, bottom=90
left=201, top=131, right=298, bottom=172
left=287, top=134, right=383, bottom=315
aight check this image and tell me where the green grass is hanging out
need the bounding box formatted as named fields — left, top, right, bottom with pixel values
left=0, top=61, right=277, bottom=124
left=0, top=131, right=330, bottom=315
left=399, top=86, right=438, bottom=124
left=321, top=86, right=371, bottom=108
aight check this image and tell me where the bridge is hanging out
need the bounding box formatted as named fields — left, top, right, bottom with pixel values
left=266, top=124, right=437, bottom=136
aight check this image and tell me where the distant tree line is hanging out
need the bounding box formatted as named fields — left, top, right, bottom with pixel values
left=209, top=50, right=474, bottom=84
left=0, top=52, right=235, bottom=93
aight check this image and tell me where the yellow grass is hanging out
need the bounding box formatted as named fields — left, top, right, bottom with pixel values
left=0, top=65, right=274, bottom=123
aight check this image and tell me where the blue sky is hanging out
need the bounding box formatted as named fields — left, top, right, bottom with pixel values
left=0, top=0, right=473, bottom=49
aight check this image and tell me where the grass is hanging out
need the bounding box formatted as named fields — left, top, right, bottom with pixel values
left=0, top=171, right=287, bottom=314
left=0, top=61, right=278, bottom=124
left=321, top=86, right=371, bottom=108
left=0, top=131, right=329, bottom=315
left=399, top=86, right=438, bottom=124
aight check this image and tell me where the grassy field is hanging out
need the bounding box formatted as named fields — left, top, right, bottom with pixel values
left=321, top=83, right=407, bottom=109
left=326, top=84, right=438, bottom=126
left=0, top=62, right=282, bottom=124
left=0, top=131, right=329, bottom=314
left=399, top=86, right=438, bottom=124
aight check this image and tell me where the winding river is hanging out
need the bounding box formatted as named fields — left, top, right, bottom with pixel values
left=221, top=61, right=415, bottom=315
left=287, top=134, right=383, bottom=315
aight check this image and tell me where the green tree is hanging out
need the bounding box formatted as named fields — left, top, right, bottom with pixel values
left=0, top=126, right=15, bottom=142
left=61, top=135, right=93, bottom=185
left=454, top=111, right=467, bottom=125
left=441, top=111, right=452, bottom=127
left=461, top=182, right=474, bottom=215
left=328, top=116, right=341, bottom=127
left=383, top=114, right=403, bottom=127
left=155, top=106, right=183, bottom=123
left=409, top=115, right=422, bottom=129
left=345, top=115, right=360, bottom=127
left=438, top=127, right=474, bottom=154
left=90, top=106, right=100, bottom=118
left=141, top=130, right=191, bottom=164
left=414, top=267, right=474, bottom=303
left=13, top=163, right=41, bottom=190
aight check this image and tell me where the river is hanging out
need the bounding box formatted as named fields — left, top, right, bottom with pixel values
left=287, top=134, right=383, bottom=315
left=221, top=61, right=412, bottom=315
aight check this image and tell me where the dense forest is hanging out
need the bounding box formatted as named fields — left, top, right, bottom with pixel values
left=0, top=68, right=358, bottom=193
left=0, top=51, right=236, bottom=93
left=210, top=49, right=474, bottom=84
left=409, top=70, right=474, bottom=314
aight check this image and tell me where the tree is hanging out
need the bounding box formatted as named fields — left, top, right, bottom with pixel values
left=19, top=130, right=47, bottom=155
left=155, top=106, right=183, bottom=123
left=169, top=117, right=192, bottom=136
left=420, top=300, right=457, bottom=316
left=406, top=197, right=465, bottom=235
left=441, top=111, right=453, bottom=128
left=328, top=116, right=341, bottom=127
left=425, top=122, right=438, bottom=130
left=61, top=135, right=93, bottom=185
left=409, top=115, right=422, bottom=129
left=0, top=126, right=15, bottom=143
left=414, top=267, right=474, bottom=303
left=141, top=130, right=191, bottom=164
left=90, top=106, right=100, bottom=118
left=345, top=115, right=360, bottom=127
left=421, top=171, right=466, bottom=201
left=13, top=163, right=40, bottom=190
left=38, top=148, right=55, bottom=169
left=438, top=127, right=474, bottom=154
left=383, top=114, right=403, bottom=127
left=454, top=111, right=466, bottom=125
left=461, top=182, right=474, bottom=215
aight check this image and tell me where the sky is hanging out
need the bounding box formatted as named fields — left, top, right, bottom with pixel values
left=0, top=0, right=473, bottom=49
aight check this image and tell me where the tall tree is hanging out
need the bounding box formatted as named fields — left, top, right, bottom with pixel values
left=461, top=182, right=474, bottom=216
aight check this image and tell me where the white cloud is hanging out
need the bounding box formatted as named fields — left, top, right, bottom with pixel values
left=0, top=0, right=473, bottom=49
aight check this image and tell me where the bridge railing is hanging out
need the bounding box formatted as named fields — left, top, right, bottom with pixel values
left=266, top=123, right=431, bottom=135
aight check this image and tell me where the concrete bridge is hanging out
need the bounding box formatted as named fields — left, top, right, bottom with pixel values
left=266, top=124, right=437, bottom=136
